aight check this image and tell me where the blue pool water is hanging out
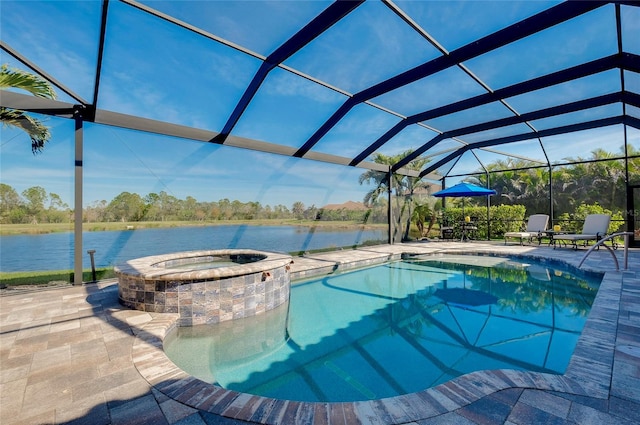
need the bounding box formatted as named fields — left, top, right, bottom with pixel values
left=164, top=255, right=602, bottom=402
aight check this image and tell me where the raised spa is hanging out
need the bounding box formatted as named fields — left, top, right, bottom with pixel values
left=115, top=249, right=292, bottom=326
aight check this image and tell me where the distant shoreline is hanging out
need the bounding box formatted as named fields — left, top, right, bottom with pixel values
left=0, top=220, right=386, bottom=236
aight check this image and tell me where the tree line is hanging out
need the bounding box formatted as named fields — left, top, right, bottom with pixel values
left=0, top=184, right=379, bottom=225
left=1, top=147, right=637, bottom=229
left=364, top=147, right=639, bottom=240
left=0, top=184, right=71, bottom=224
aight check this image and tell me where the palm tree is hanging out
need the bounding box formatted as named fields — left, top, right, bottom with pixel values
left=412, top=201, right=438, bottom=238
left=0, top=64, right=56, bottom=153
left=359, top=149, right=430, bottom=241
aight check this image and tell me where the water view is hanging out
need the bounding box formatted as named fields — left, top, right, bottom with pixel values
left=0, top=225, right=386, bottom=272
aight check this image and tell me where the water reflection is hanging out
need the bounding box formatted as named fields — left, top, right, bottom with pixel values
left=165, top=256, right=602, bottom=402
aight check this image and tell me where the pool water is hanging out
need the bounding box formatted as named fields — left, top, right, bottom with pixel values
left=164, top=255, right=602, bottom=402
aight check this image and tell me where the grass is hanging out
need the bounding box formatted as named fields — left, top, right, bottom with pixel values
left=0, top=268, right=116, bottom=287
left=1, top=220, right=386, bottom=235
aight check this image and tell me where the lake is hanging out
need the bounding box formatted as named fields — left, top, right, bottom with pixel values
left=0, top=225, right=387, bottom=272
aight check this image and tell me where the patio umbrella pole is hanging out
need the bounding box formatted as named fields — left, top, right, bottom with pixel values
left=461, top=198, right=466, bottom=241
left=432, top=183, right=496, bottom=242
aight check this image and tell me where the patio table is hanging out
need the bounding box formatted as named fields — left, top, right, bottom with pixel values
left=545, top=230, right=568, bottom=248
left=460, top=222, right=477, bottom=241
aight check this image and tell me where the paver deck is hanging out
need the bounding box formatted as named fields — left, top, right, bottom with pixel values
left=1, top=241, right=639, bottom=424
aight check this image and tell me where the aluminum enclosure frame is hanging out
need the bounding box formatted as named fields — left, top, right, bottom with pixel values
left=2, top=0, right=640, bottom=282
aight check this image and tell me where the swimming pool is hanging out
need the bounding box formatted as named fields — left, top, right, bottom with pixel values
left=164, top=254, right=602, bottom=403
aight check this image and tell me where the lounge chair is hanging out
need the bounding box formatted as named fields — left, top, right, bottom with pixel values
left=504, top=214, right=549, bottom=245
left=553, top=214, right=610, bottom=249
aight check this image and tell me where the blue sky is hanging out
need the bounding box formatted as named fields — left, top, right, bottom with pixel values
left=1, top=1, right=639, bottom=208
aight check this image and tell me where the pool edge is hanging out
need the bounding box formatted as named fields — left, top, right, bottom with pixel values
left=131, top=246, right=620, bottom=424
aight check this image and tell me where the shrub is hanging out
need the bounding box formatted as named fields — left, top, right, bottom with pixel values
left=441, top=204, right=526, bottom=239
left=557, top=203, right=624, bottom=234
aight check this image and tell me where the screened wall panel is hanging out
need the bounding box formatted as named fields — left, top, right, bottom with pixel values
left=484, top=167, right=551, bottom=217
left=232, top=67, right=347, bottom=148
left=79, top=125, right=389, bottom=270
left=550, top=159, right=628, bottom=219
left=463, top=5, right=618, bottom=90
left=456, top=123, right=535, bottom=144
left=621, top=4, right=640, bottom=55
left=99, top=1, right=263, bottom=129
left=473, top=144, right=548, bottom=169
left=626, top=71, right=640, bottom=93
left=504, top=71, right=622, bottom=114
left=1, top=115, right=75, bottom=208
left=283, top=2, right=440, bottom=93
left=423, top=101, right=518, bottom=134
left=371, top=67, right=487, bottom=117
left=374, top=125, right=441, bottom=158
left=445, top=150, right=487, bottom=177
left=310, top=103, right=403, bottom=158
left=83, top=125, right=381, bottom=213
left=1, top=0, right=102, bottom=102
left=136, top=0, right=331, bottom=57
left=530, top=104, right=623, bottom=131
left=394, top=0, right=559, bottom=52
left=1, top=116, right=76, bottom=272
left=541, top=125, right=627, bottom=164
left=628, top=126, right=640, bottom=151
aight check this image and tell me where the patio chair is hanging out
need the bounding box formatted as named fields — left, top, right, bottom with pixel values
left=552, top=214, right=610, bottom=249
left=504, top=214, right=549, bottom=245
left=440, top=217, right=454, bottom=240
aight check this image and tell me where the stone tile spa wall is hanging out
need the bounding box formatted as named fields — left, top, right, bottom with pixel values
left=115, top=250, right=293, bottom=326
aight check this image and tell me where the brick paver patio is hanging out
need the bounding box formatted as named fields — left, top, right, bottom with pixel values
left=1, top=242, right=638, bottom=424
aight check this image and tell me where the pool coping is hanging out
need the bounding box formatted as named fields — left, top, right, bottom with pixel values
left=131, top=245, right=622, bottom=424
left=114, top=249, right=293, bottom=280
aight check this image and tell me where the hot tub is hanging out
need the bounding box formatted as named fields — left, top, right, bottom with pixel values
left=115, top=249, right=293, bottom=326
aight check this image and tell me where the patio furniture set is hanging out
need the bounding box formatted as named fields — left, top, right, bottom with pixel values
left=504, top=213, right=613, bottom=249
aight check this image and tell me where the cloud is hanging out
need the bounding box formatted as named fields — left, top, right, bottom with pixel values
left=264, top=69, right=344, bottom=103
left=2, top=2, right=101, bottom=101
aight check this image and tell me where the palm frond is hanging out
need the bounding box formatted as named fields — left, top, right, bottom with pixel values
left=0, top=107, right=51, bottom=153
left=0, top=64, right=56, bottom=99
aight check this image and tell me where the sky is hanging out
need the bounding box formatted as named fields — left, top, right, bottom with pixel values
left=1, top=1, right=639, bottom=209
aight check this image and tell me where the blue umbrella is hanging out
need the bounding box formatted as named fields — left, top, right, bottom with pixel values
left=433, top=183, right=496, bottom=240
left=432, top=182, right=496, bottom=198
